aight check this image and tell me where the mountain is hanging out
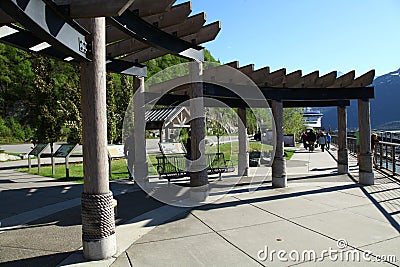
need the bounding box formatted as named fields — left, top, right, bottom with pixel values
left=321, top=68, right=400, bottom=131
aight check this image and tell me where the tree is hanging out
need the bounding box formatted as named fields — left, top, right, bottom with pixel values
left=106, top=73, right=117, bottom=144
left=283, top=108, right=305, bottom=140
left=114, top=74, right=134, bottom=143
left=30, top=56, right=64, bottom=158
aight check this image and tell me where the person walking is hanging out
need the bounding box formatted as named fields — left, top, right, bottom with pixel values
left=371, top=133, right=379, bottom=168
left=124, top=133, right=135, bottom=181
left=326, top=132, right=331, bottom=150
left=318, top=131, right=327, bottom=152
left=301, top=131, right=308, bottom=149
left=306, top=129, right=317, bottom=152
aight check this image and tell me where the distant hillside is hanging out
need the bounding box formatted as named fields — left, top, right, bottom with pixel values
left=322, top=68, right=400, bottom=131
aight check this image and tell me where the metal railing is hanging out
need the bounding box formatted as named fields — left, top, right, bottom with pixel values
left=331, top=135, right=399, bottom=176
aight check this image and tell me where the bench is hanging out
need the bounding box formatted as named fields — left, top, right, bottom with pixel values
left=155, top=142, right=234, bottom=182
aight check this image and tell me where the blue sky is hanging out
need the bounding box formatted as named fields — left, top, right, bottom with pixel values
left=176, top=0, right=400, bottom=77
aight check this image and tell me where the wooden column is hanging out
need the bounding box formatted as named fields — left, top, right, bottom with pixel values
left=80, top=18, right=116, bottom=260
left=238, top=107, right=249, bottom=176
left=358, top=99, right=374, bottom=185
left=271, top=100, right=287, bottom=188
left=189, top=61, right=208, bottom=189
left=133, top=76, right=148, bottom=180
left=337, top=106, right=349, bottom=174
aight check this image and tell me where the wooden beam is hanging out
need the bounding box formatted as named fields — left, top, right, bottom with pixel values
left=142, top=2, right=192, bottom=28
left=314, top=71, right=337, bottom=88
left=225, top=61, right=239, bottom=69
left=53, top=0, right=135, bottom=18
left=328, top=70, right=355, bottom=88
left=121, top=21, right=221, bottom=63
left=291, top=71, right=319, bottom=88
left=106, top=2, right=192, bottom=43
left=0, top=9, right=14, bottom=23
left=238, top=64, right=254, bottom=76
left=280, top=70, right=302, bottom=88
left=347, top=70, right=375, bottom=87
left=106, top=13, right=206, bottom=57
left=249, top=66, right=270, bottom=86
left=264, top=68, right=286, bottom=87
left=129, top=0, right=176, bottom=17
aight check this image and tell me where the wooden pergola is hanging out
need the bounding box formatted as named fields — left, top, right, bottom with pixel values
left=0, top=0, right=376, bottom=261
left=144, top=60, right=375, bottom=187
left=0, top=0, right=220, bottom=260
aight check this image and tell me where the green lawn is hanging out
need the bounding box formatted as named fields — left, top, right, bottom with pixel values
left=19, top=142, right=296, bottom=182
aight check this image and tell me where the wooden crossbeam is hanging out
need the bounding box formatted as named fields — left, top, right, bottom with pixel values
left=249, top=66, right=270, bottom=86
left=238, top=64, right=254, bottom=76
left=106, top=13, right=206, bottom=57
left=53, top=0, right=135, bottom=18
left=121, top=21, right=221, bottom=63
left=313, top=71, right=337, bottom=88
left=290, top=71, right=319, bottom=88
left=281, top=70, right=302, bottom=87
left=129, top=0, right=176, bottom=17
left=347, top=70, right=375, bottom=87
left=0, top=9, right=14, bottom=23
left=328, top=70, right=355, bottom=88
left=264, top=68, right=286, bottom=87
left=106, top=2, right=192, bottom=43
left=225, top=61, right=239, bottom=68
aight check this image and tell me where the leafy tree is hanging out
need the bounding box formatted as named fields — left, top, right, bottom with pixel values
left=30, top=56, right=64, bottom=152
left=106, top=73, right=117, bottom=144
left=283, top=108, right=305, bottom=139
left=114, top=74, right=134, bottom=143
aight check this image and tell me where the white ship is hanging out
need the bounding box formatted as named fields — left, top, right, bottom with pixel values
left=303, top=108, right=323, bottom=129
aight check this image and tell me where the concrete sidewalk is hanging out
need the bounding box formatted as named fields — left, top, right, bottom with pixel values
left=1, top=146, right=400, bottom=266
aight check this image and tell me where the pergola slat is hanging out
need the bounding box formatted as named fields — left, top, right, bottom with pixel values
left=347, top=70, right=375, bottom=88
left=121, top=21, right=221, bottom=63
left=106, top=13, right=206, bottom=58
left=129, top=0, right=176, bottom=17
left=264, top=68, right=286, bottom=87
left=328, top=70, right=355, bottom=88
left=53, top=0, right=135, bottom=18
left=249, top=66, right=270, bottom=86
left=108, top=9, right=204, bottom=62
left=290, top=71, right=319, bottom=88
left=280, top=70, right=302, bottom=87
left=0, top=9, right=14, bottom=23
left=238, top=64, right=254, bottom=76
left=106, top=2, right=192, bottom=44
left=225, top=61, right=239, bottom=68
left=313, top=71, right=337, bottom=88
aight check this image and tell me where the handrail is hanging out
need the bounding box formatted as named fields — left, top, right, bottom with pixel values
left=331, top=135, right=399, bottom=176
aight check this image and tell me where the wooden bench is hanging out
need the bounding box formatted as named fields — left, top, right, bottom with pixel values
left=155, top=142, right=234, bottom=181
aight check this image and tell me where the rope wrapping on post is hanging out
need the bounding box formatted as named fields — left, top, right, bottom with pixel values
left=81, top=192, right=115, bottom=240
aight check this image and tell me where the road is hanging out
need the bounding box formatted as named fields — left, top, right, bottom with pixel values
left=0, top=136, right=240, bottom=155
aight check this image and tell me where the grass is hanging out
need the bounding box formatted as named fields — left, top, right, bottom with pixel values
left=19, top=142, right=297, bottom=182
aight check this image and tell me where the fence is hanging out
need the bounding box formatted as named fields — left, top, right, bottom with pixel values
left=331, top=135, right=399, bottom=176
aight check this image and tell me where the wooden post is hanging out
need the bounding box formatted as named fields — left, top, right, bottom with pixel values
left=80, top=18, right=116, bottom=260
left=28, top=155, right=31, bottom=172
left=65, top=156, right=70, bottom=180
left=51, top=143, right=55, bottom=176
left=189, top=61, right=208, bottom=189
left=337, top=106, right=349, bottom=174
left=37, top=154, right=41, bottom=175
left=358, top=99, right=374, bottom=185
left=271, top=100, right=287, bottom=188
left=108, top=156, right=112, bottom=178
left=133, top=76, right=148, bottom=181
left=238, top=107, right=249, bottom=176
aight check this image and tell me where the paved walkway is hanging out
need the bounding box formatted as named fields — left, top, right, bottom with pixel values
left=1, top=146, right=399, bottom=266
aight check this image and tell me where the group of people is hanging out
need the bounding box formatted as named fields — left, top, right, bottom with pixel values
left=301, top=129, right=331, bottom=152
